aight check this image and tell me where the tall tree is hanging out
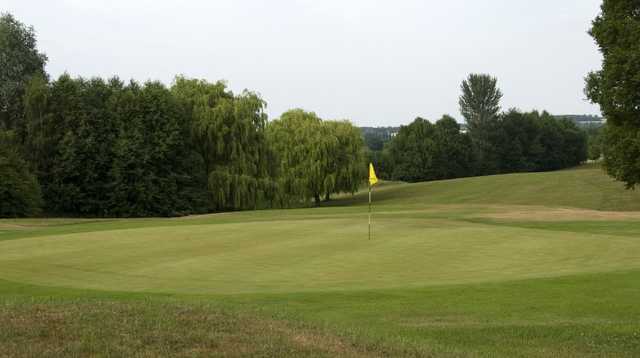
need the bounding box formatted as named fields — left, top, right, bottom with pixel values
left=431, top=115, right=476, bottom=179
left=45, top=76, right=121, bottom=215
left=171, top=76, right=277, bottom=211
left=459, top=74, right=502, bottom=133
left=0, top=13, right=46, bottom=217
left=322, top=120, right=366, bottom=200
left=109, top=80, right=202, bottom=216
left=459, top=74, right=502, bottom=174
left=267, top=109, right=365, bottom=205
left=0, top=13, right=47, bottom=136
left=389, top=117, right=437, bottom=182
left=585, top=1, right=640, bottom=188
left=267, top=109, right=326, bottom=205
left=490, top=109, right=541, bottom=173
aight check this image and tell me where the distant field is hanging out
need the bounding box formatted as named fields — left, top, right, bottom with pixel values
left=2, top=165, right=640, bottom=357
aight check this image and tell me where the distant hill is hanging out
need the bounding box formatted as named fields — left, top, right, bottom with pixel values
left=360, top=127, right=399, bottom=151
left=360, top=127, right=399, bottom=138
left=555, top=114, right=605, bottom=127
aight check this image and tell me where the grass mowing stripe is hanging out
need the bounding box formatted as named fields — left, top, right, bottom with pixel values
left=465, top=218, right=640, bottom=238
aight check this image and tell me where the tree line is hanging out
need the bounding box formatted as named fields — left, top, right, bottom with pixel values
left=369, top=74, right=588, bottom=182
left=2, top=12, right=597, bottom=218
left=0, top=13, right=365, bottom=217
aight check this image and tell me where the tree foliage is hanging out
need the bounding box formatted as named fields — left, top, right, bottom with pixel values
left=18, top=73, right=366, bottom=216
left=22, top=75, right=207, bottom=216
left=458, top=74, right=503, bottom=174
left=171, top=76, right=278, bottom=211
left=488, top=110, right=586, bottom=173
left=0, top=13, right=47, bottom=135
left=388, top=110, right=586, bottom=183
left=459, top=74, right=502, bottom=136
left=47, top=76, right=121, bottom=215
left=388, top=116, right=475, bottom=182
left=585, top=1, right=640, bottom=188
left=362, top=127, right=397, bottom=180
left=267, top=109, right=365, bottom=205
left=0, top=13, right=45, bottom=217
left=322, top=120, right=366, bottom=200
left=0, top=130, right=42, bottom=217
left=584, top=125, right=605, bottom=161
left=109, top=80, right=203, bottom=216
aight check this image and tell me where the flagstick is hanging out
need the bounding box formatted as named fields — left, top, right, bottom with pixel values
left=368, top=184, right=372, bottom=240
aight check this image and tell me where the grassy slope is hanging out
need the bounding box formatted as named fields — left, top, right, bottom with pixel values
left=1, top=165, right=640, bottom=357
left=336, top=164, right=640, bottom=211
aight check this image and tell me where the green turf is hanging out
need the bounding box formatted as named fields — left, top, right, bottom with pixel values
left=2, top=216, right=640, bottom=294
left=334, top=164, right=640, bottom=211
left=1, top=165, right=639, bottom=357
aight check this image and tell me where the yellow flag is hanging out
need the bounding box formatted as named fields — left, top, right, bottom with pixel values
left=369, top=163, right=378, bottom=186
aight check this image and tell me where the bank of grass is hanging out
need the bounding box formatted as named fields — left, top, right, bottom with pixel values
left=1, top=165, right=640, bottom=356
left=339, top=164, right=640, bottom=211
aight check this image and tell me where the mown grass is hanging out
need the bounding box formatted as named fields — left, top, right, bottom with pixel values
left=337, top=164, right=640, bottom=211
left=2, top=213, right=639, bottom=294
left=0, top=290, right=376, bottom=357
left=1, top=270, right=639, bottom=357
left=1, top=165, right=639, bottom=357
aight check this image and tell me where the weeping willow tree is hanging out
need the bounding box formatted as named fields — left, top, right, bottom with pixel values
left=267, top=109, right=366, bottom=206
left=322, top=120, right=367, bottom=201
left=171, top=76, right=278, bottom=211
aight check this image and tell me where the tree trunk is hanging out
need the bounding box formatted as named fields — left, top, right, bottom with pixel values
left=314, top=193, right=321, bottom=206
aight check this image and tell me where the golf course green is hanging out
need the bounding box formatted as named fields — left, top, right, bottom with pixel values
left=2, top=164, right=640, bottom=357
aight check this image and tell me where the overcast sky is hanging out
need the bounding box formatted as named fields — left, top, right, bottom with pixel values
left=5, top=0, right=603, bottom=126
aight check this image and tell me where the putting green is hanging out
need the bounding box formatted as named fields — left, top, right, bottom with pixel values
left=2, top=205, right=640, bottom=294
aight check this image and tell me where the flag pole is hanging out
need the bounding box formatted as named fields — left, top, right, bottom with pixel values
left=368, top=184, right=372, bottom=240
left=368, top=162, right=377, bottom=240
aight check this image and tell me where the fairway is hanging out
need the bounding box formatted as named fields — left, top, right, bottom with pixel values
left=2, top=165, right=640, bottom=357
